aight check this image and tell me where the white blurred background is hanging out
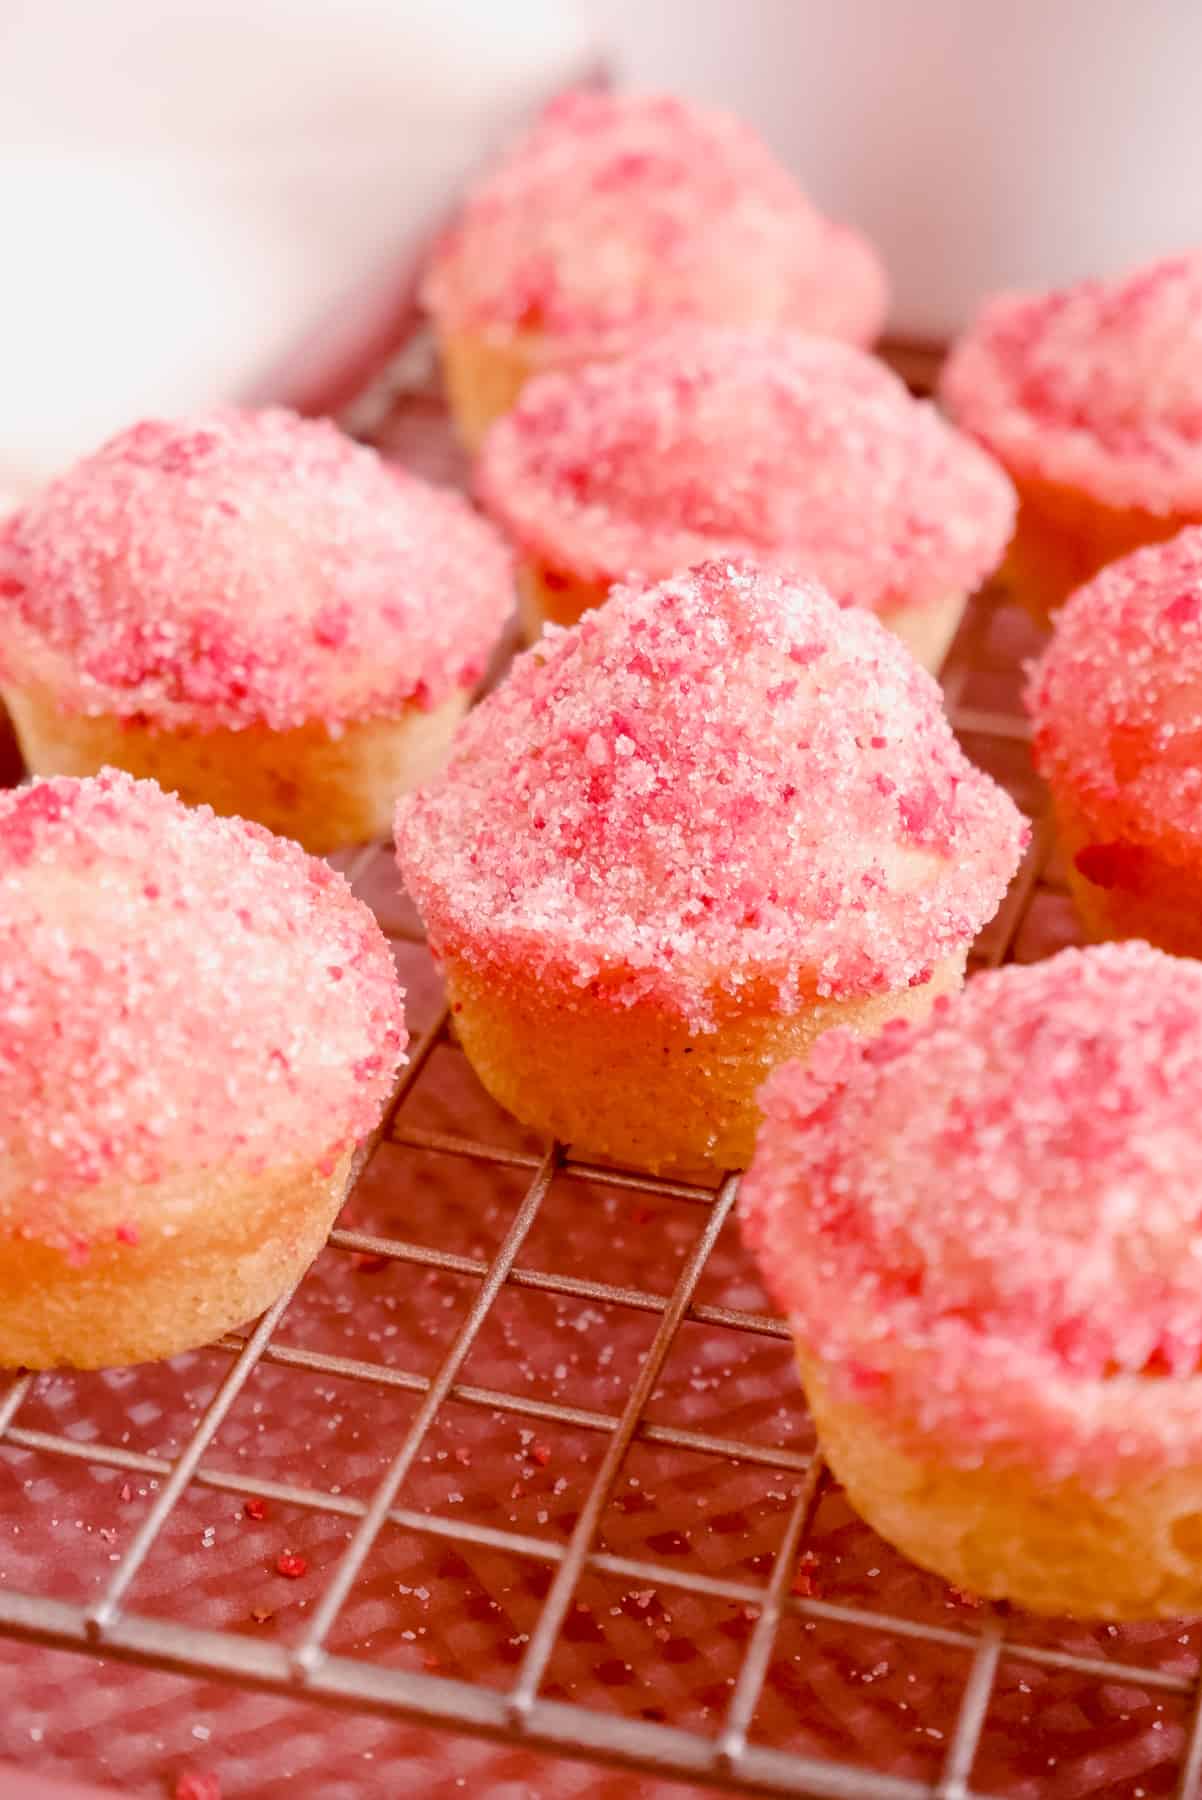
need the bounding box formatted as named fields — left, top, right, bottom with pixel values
left=3, top=0, right=1199, bottom=491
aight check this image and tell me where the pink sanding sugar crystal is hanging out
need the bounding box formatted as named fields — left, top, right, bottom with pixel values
left=396, top=561, right=1026, bottom=1028
left=942, top=251, right=1202, bottom=513
left=423, top=90, right=887, bottom=356
left=741, top=943, right=1202, bottom=1486
left=478, top=326, right=1015, bottom=612
left=0, top=769, right=406, bottom=1255
left=175, top=1773, right=221, bottom=1800
left=0, top=408, right=512, bottom=733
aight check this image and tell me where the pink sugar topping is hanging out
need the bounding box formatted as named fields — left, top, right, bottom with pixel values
left=396, top=562, right=1026, bottom=1027
left=478, top=327, right=1015, bottom=612
left=0, top=770, right=406, bottom=1254
left=741, top=943, right=1202, bottom=1485
left=941, top=251, right=1202, bottom=513
left=1028, top=526, right=1202, bottom=857
left=423, top=91, right=887, bottom=355
left=0, top=409, right=512, bottom=732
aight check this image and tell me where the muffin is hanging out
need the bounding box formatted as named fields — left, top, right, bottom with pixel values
left=742, top=943, right=1202, bottom=1619
left=395, top=561, right=1026, bottom=1175
left=0, top=769, right=406, bottom=1369
left=0, top=409, right=512, bottom=853
left=941, top=251, right=1202, bottom=621
left=478, top=326, right=1015, bottom=667
left=423, top=90, right=888, bottom=452
left=1028, top=526, right=1202, bottom=954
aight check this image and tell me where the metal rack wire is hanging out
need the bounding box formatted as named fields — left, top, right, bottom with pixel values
left=1, top=366, right=1199, bottom=1800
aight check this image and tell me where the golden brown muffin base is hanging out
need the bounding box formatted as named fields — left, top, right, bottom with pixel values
left=0, top=1153, right=350, bottom=1370
left=3, top=684, right=468, bottom=854
left=517, top=562, right=611, bottom=637
left=800, top=1351, right=1202, bottom=1618
left=438, top=327, right=546, bottom=454
left=517, top=559, right=966, bottom=674
left=1003, top=474, right=1201, bottom=625
left=1046, top=785, right=1202, bottom=958
left=879, top=592, right=969, bottom=676
left=443, top=951, right=965, bottom=1177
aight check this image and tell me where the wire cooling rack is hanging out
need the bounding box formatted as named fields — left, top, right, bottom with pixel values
left=0, top=345, right=1199, bottom=1800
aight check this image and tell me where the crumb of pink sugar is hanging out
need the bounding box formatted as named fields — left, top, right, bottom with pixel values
left=352, top=1250, right=393, bottom=1273
left=175, top=1773, right=221, bottom=1800
left=790, top=1551, right=822, bottom=1598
